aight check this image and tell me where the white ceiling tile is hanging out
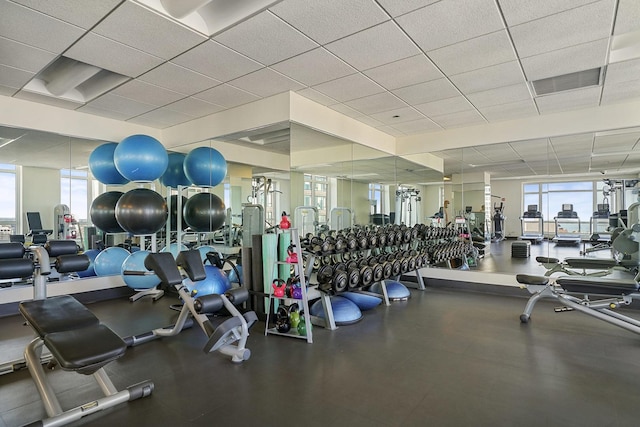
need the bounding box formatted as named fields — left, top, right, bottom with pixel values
left=363, top=54, right=443, bottom=90
left=229, top=68, right=304, bottom=98
left=126, top=115, right=169, bottom=129
left=325, top=21, right=420, bottom=71
left=498, top=0, right=599, bottom=26
left=392, top=79, right=460, bottom=105
left=509, top=1, right=615, bottom=58
left=375, top=125, right=406, bottom=137
left=163, top=97, right=225, bottom=118
left=14, top=89, right=82, bottom=109
left=397, top=0, right=504, bottom=51
left=111, top=79, right=185, bottom=107
left=0, top=36, right=56, bottom=73
left=131, top=107, right=194, bottom=127
left=0, top=63, right=34, bottom=89
left=601, top=78, right=640, bottom=105
left=12, top=0, right=122, bottom=29
left=478, top=99, right=539, bottom=122
left=139, top=62, right=220, bottom=96
left=269, top=0, right=389, bottom=44
left=370, top=107, right=425, bottom=125
left=428, top=30, right=516, bottom=76
left=605, top=58, right=640, bottom=84
left=0, top=85, right=17, bottom=97
left=312, top=73, right=385, bottom=103
left=84, top=93, right=157, bottom=118
left=376, top=0, right=440, bottom=17
left=535, top=86, right=602, bottom=114
left=521, top=38, right=608, bottom=81
left=613, top=0, right=640, bottom=35
left=430, top=109, right=486, bottom=128
left=390, top=118, right=441, bottom=134
left=214, top=11, right=317, bottom=66
left=172, top=40, right=263, bottom=82
left=329, top=103, right=363, bottom=119
left=93, top=1, right=206, bottom=60
left=193, top=83, right=260, bottom=108
left=466, top=83, right=532, bottom=107
left=76, top=104, right=134, bottom=121
left=0, top=1, right=84, bottom=53
left=450, top=61, right=525, bottom=94
left=295, top=88, right=338, bottom=106
left=414, top=96, right=474, bottom=117
left=354, top=115, right=385, bottom=128
left=65, top=32, right=164, bottom=78
left=594, top=132, right=640, bottom=151
left=344, top=91, right=407, bottom=115
left=271, top=48, right=355, bottom=86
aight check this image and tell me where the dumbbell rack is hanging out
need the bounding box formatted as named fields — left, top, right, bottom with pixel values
left=264, top=229, right=338, bottom=344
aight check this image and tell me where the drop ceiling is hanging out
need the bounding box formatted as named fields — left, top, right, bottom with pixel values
left=1, top=0, right=640, bottom=179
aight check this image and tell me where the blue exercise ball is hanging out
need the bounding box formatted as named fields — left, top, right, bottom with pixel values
left=94, top=247, right=130, bottom=276
left=88, top=143, right=129, bottom=185
left=197, top=245, right=217, bottom=262
left=310, top=296, right=362, bottom=325
left=161, top=152, right=192, bottom=188
left=77, top=249, right=100, bottom=278
left=183, top=192, right=226, bottom=232
left=114, top=134, right=168, bottom=182
left=183, top=147, right=227, bottom=187
left=121, top=250, right=160, bottom=290
left=161, top=243, right=188, bottom=258
left=90, top=191, right=125, bottom=233
left=228, top=264, right=243, bottom=284
left=370, top=281, right=411, bottom=301
left=184, top=265, right=231, bottom=297
left=341, top=292, right=383, bottom=311
left=115, top=188, right=167, bottom=235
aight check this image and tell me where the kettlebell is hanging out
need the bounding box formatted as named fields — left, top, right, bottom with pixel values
left=280, top=211, right=291, bottom=230
left=297, top=316, right=311, bottom=336
left=291, top=285, right=302, bottom=299
left=289, top=311, right=300, bottom=329
left=272, top=279, right=286, bottom=298
left=275, top=305, right=291, bottom=333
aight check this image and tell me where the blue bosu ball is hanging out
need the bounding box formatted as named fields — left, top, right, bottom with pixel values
left=184, top=265, right=231, bottom=297
left=121, top=250, right=160, bottom=290
left=341, top=292, right=383, bottom=311
left=94, top=247, right=130, bottom=276
left=370, top=281, right=411, bottom=301
left=183, top=146, right=227, bottom=187
left=310, top=296, right=362, bottom=325
left=88, top=143, right=129, bottom=185
left=114, top=134, right=168, bottom=182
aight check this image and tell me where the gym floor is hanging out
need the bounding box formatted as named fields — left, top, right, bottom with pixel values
left=1, top=239, right=639, bottom=427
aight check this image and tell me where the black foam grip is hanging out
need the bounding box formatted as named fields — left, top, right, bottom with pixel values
left=45, top=240, right=79, bottom=257
left=0, top=242, right=25, bottom=259
left=194, top=294, right=224, bottom=314
left=225, top=287, right=249, bottom=304
left=144, top=252, right=183, bottom=286
left=0, top=258, right=34, bottom=279
left=56, top=254, right=90, bottom=273
left=176, top=250, right=206, bottom=282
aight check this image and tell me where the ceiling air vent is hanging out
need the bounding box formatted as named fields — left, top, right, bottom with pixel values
left=531, top=67, right=603, bottom=96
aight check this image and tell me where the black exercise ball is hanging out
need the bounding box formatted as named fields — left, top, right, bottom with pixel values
left=115, top=188, right=168, bottom=235
left=183, top=192, right=225, bottom=232
left=167, top=195, right=189, bottom=232
left=90, top=191, right=125, bottom=233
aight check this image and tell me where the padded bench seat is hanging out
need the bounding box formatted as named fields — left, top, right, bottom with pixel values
left=20, top=295, right=99, bottom=336
left=556, top=276, right=640, bottom=296
left=564, top=257, right=618, bottom=270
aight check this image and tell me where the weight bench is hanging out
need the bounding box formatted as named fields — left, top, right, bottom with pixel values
left=535, top=256, right=638, bottom=279
left=19, top=295, right=153, bottom=426
left=125, top=250, right=258, bottom=363
left=517, top=274, right=640, bottom=336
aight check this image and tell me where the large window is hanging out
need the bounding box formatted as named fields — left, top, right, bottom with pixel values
left=0, top=163, right=17, bottom=233
left=61, top=169, right=88, bottom=221
left=304, top=174, right=328, bottom=224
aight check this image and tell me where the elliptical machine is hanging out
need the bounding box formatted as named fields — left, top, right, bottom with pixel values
left=491, top=201, right=506, bottom=242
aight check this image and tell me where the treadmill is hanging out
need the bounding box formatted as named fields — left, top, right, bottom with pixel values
left=553, top=203, right=581, bottom=246
left=519, top=204, right=544, bottom=243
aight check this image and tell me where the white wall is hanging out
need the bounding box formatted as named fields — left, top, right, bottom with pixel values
left=22, top=167, right=61, bottom=233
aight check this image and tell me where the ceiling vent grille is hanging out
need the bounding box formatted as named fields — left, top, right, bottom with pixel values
left=531, top=67, right=603, bottom=96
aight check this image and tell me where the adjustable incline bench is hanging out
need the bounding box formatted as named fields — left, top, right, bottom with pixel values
left=517, top=274, right=640, bottom=336
left=19, top=295, right=153, bottom=426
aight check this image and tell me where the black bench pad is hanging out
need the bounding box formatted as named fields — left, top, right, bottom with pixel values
left=44, top=324, right=126, bottom=374
left=536, top=256, right=559, bottom=264
left=564, top=257, right=617, bottom=269
left=19, top=295, right=99, bottom=337
left=516, top=274, right=549, bottom=286
left=556, top=276, right=640, bottom=295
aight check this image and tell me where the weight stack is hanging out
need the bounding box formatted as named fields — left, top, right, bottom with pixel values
left=511, top=240, right=531, bottom=258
